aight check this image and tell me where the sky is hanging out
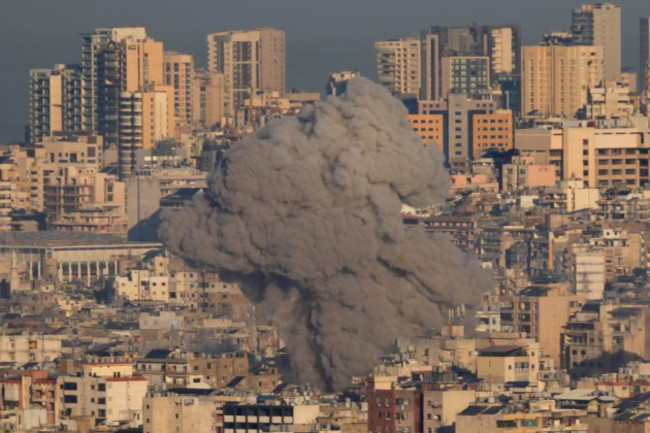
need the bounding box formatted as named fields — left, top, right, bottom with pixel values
left=1, top=0, right=650, bottom=143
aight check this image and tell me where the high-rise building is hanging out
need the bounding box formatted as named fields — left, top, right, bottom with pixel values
left=641, top=18, right=650, bottom=93
left=118, top=86, right=175, bottom=179
left=571, top=2, right=621, bottom=81
left=80, top=27, right=148, bottom=135
left=416, top=95, right=510, bottom=172
left=206, top=28, right=285, bottom=121
left=28, top=64, right=82, bottom=143
left=164, top=52, right=194, bottom=126
left=441, top=56, right=490, bottom=99
left=522, top=44, right=604, bottom=118
left=376, top=25, right=520, bottom=105
left=97, top=36, right=164, bottom=148
left=192, top=70, right=224, bottom=128
left=375, top=37, right=421, bottom=98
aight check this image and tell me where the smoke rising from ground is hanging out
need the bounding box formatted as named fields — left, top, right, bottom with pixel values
left=159, top=77, right=492, bottom=391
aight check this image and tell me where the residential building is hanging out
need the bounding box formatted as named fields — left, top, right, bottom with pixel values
left=207, top=28, right=286, bottom=121
left=562, top=302, right=650, bottom=372
left=43, top=166, right=127, bottom=236
left=583, top=82, right=635, bottom=119
left=118, top=86, right=175, bottom=178
left=571, top=2, right=621, bottom=81
left=192, top=70, right=225, bottom=128
left=522, top=44, right=604, bottom=118
left=29, top=64, right=82, bottom=143
left=164, top=52, right=194, bottom=126
left=515, top=124, right=650, bottom=189
left=143, top=391, right=235, bottom=433
left=501, top=156, right=556, bottom=192
left=375, top=37, right=421, bottom=98
left=80, top=27, right=148, bottom=136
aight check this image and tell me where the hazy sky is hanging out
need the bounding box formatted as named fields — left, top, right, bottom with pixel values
left=1, top=0, right=649, bottom=142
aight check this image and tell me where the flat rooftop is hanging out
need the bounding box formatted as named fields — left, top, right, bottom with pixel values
left=0, top=231, right=159, bottom=247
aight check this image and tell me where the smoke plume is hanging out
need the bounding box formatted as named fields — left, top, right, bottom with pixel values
left=159, top=77, right=492, bottom=391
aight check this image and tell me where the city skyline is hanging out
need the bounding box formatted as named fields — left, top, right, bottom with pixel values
left=2, top=0, right=650, bottom=142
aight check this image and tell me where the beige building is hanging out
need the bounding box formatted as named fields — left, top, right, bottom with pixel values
left=164, top=52, right=194, bottom=126
left=477, top=342, right=540, bottom=386
left=522, top=44, right=604, bottom=118
left=584, top=82, right=635, bottom=119
left=29, top=64, right=82, bottom=143
left=490, top=27, right=514, bottom=74
left=207, top=28, right=285, bottom=120
left=57, top=366, right=147, bottom=427
left=192, top=70, right=225, bottom=128
left=375, top=37, right=421, bottom=98
left=516, top=124, right=650, bottom=189
left=118, top=85, right=175, bottom=178
left=43, top=166, right=127, bottom=236
left=571, top=2, right=621, bottom=81
left=0, top=334, right=64, bottom=363
left=143, top=392, right=234, bottom=433
left=80, top=27, right=148, bottom=134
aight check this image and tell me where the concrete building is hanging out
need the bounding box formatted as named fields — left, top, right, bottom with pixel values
left=0, top=231, right=161, bottom=284
left=375, top=37, right=421, bottom=98
left=515, top=124, right=650, bottom=189
left=571, top=2, right=621, bottom=81
left=408, top=113, right=444, bottom=151
left=522, top=44, right=604, bottom=118
left=326, top=70, right=360, bottom=96
left=143, top=391, right=231, bottom=433
left=207, top=28, right=285, bottom=121
left=118, top=86, right=175, bottom=178
left=80, top=27, right=148, bottom=136
left=192, top=70, right=225, bottom=128
left=441, top=56, right=490, bottom=99
left=562, top=302, right=650, bottom=372
left=641, top=18, right=650, bottom=93
left=572, top=246, right=606, bottom=300
left=417, top=96, right=511, bottom=172
left=0, top=334, right=63, bottom=363
left=223, top=402, right=320, bottom=433
left=584, top=82, right=635, bottom=119
left=476, top=343, right=540, bottom=386
left=57, top=368, right=147, bottom=427
left=29, top=64, right=82, bottom=143
left=164, top=52, right=194, bottom=126
left=43, top=166, right=127, bottom=236
left=501, top=156, right=556, bottom=192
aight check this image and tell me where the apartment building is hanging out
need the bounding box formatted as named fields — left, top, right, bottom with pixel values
left=207, top=28, right=285, bottom=121
left=522, top=44, right=604, bottom=118
left=192, top=70, right=225, bottom=128
left=562, top=302, right=650, bottom=372
left=164, top=52, right=194, bottom=126
left=375, top=37, right=421, bottom=98
left=80, top=27, right=149, bottom=135
left=143, top=391, right=236, bottom=433
left=571, top=2, right=621, bottom=81
left=43, top=166, right=127, bottom=235
left=515, top=124, right=650, bottom=189
left=57, top=363, right=147, bottom=427
left=477, top=284, right=584, bottom=366
left=29, top=64, right=82, bottom=143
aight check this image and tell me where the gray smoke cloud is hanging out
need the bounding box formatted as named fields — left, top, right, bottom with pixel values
left=159, top=77, right=492, bottom=391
